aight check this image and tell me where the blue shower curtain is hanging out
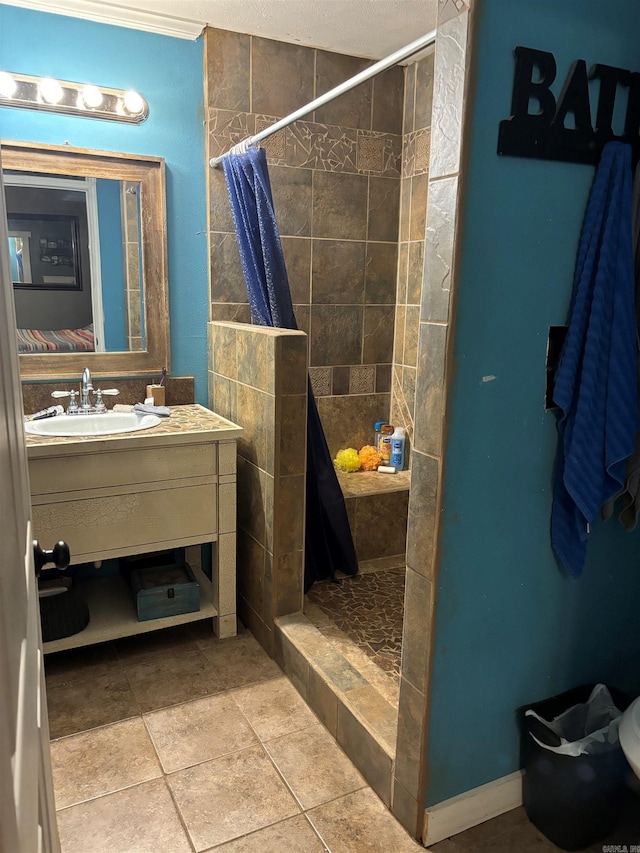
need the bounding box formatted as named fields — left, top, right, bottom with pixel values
left=222, top=146, right=358, bottom=589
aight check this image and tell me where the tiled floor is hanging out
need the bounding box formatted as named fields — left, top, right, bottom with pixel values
left=45, top=621, right=422, bottom=852
left=45, top=619, right=640, bottom=852
left=306, top=567, right=405, bottom=682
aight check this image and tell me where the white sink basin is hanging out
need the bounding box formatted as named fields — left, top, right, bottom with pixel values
left=25, top=411, right=162, bottom=437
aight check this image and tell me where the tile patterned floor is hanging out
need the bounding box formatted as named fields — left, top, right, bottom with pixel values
left=45, top=621, right=422, bottom=852
left=44, top=620, right=640, bottom=852
left=306, top=568, right=405, bottom=681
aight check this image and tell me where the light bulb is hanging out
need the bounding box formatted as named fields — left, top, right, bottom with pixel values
left=122, top=89, right=145, bottom=116
left=81, top=84, right=103, bottom=109
left=0, top=71, right=17, bottom=99
left=39, top=77, right=63, bottom=104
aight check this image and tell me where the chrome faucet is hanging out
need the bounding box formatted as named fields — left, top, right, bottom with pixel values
left=80, top=367, right=93, bottom=413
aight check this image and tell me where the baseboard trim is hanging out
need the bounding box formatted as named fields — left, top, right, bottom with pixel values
left=422, top=770, right=523, bottom=847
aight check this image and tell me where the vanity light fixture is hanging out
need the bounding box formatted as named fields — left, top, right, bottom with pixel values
left=80, top=85, right=103, bottom=110
left=39, top=77, right=64, bottom=105
left=0, top=71, right=17, bottom=99
left=122, top=90, right=145, bottom=117
left=0, top=71, right=148, bottom=124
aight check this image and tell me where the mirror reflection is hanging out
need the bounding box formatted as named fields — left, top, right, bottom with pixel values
left=9, top=213, right=81, bottom=288
left=5, top=173, right=145, bottom=354
left=2, top=140, right=169, bottom=382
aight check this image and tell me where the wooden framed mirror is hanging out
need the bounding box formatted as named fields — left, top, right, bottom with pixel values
left=1, top=140, right=169, bottom=380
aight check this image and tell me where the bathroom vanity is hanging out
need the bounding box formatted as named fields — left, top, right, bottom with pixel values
left=24, top=404, right=242, bottom=653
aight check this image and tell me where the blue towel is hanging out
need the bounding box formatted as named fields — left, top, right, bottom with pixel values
left=551, top=142, right=638, bottom=578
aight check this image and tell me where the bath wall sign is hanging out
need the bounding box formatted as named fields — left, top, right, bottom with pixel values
left=498, top=46, right=640, bottom=165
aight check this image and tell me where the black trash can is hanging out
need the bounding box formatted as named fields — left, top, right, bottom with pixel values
left=39, top=586, right=90, bottom=642
left=518, top=684, right=632, bottom=851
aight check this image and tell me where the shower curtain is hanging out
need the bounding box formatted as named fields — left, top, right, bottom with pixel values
left=222, top=146, right=358, bottom=589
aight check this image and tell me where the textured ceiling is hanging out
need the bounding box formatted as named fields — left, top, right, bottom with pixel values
left=154, top=0, right=437, bottom=58
left=3, top=0, right=438, bottom=59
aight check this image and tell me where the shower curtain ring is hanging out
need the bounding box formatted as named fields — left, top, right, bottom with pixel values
left=230, top=138, right=254, bottom=156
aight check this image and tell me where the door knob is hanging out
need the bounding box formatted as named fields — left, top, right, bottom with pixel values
left=33, top=540, right=71, bottom=577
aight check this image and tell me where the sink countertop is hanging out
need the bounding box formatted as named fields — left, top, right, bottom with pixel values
left=25, top=404, right=242, bottom=458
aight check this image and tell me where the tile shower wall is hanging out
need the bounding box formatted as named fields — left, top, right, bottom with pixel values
left=391, top=55, right=434, bottom=454
left=391, top=1, right=473, bottom=837
left=122, top=182, right=143, bottom=352
left=205, top=28, right=403, bottom=456
left=391, top=53, right=434, bottom=452
left=208, top=321, right=308, bottom=655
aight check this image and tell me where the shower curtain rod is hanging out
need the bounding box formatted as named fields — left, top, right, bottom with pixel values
left=209, top=29, right=436, bottom=167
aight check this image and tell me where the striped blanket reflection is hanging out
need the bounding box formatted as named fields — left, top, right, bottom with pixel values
left=17, top=324, right=95, bottom=353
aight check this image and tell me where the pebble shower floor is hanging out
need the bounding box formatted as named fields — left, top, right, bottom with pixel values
left=306, top=568, right=405, bottom=682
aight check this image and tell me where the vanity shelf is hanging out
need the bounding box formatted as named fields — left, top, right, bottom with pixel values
left=43, top=563, right=216, bottom=654
left=25, top=405, right=242, bottom=651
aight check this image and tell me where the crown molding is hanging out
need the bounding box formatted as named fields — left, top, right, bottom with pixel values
left=0, top=0, right=205, bottom=39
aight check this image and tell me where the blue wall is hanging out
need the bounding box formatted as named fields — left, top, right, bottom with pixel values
left=427, top=0, right=640, bottom=805
left=0, top=6, right=208, bottom=401
left=96, top=178, right=126, bottom=351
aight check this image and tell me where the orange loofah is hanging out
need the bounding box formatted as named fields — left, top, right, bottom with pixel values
left=359, top=444, right=382, bottom=471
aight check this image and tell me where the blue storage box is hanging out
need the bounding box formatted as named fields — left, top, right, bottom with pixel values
left=130, top=562, right=200, bottom=621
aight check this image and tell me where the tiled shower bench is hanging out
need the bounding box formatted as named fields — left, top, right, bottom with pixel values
left=337, top=469, right=411, bottom=570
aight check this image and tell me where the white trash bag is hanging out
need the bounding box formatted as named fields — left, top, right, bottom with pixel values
left=525, top=683, right=623, bottom=757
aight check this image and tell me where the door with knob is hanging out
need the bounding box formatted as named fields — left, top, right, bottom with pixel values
left=33, top=541, right=71, bottom=576
left=0, top=144, right=60, bottom=852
